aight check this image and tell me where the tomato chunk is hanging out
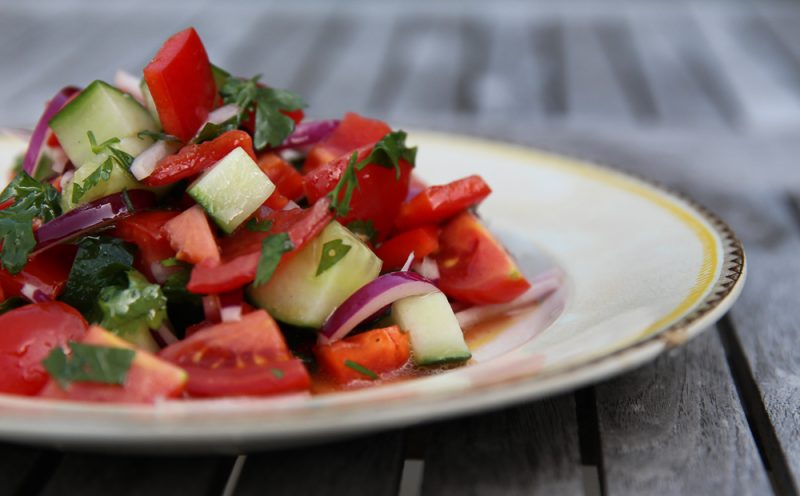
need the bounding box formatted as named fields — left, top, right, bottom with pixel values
left=162, top=205, right=220, bottom=265
left=304, top=145, right=411, bottom=241
left=302, top=112, right=391, bottom=173
left=0, top=302, right=87, bottom=395
left=159, top=310, right=310, bottom=397
left=143, top=130, right=256, bottom=187
left=39, top=325, right=188, bottom=403
left=110, top=210, right=179, bottom=283
left=437, top=212, right=530, bottom=304
left=257, top=152, right=304, bottom=201
left=0, top=244, right=76, bottom=301
left=188, top=199, right=332, bottom=294
left=143, top=27, right=216, bottom=141
left=375, top=226, right=439, bottom=271
left=314, top=326, right=410, bottom=385
left=395, top=175, right=492, bottom=230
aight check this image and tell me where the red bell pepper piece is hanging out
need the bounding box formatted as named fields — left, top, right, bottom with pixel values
left=302, top=112, right=391, bottom=173
left=375, top=226, right=439, bottom=271
left=257, top=152, right=304, bottom=201
left=0, top=244, right=76, bottom=301
left=314, top=326, right=411, bottom=384
left=110, top=210, right=180, bottom=283
left=143, top=27, right=217, bottom=141
left=394, top=175, right=492, bottom=230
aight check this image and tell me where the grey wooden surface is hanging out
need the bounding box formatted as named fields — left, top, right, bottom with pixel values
left=0, top=1, right=799, bottom=495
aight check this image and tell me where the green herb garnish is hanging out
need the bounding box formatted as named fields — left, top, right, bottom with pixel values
left=137, top=130, right=181, bottom=142
left=193, top=118, right=239, bottom=144
left=121, top=189, right=135, bottom=212
left=0, top=171, right=61, bottom=273
left=344, top=359, right=379, bottom=380
left=328, top=131, right=416, bottom=217
left=97, top=271, right=168, bottom=337
left=42, top=342, right=136, bottom=389
left=72, top=131, right=136, bottom=203
left=270, top=368, right=285, bottom=379
left=246, top=218, right=273, bottom=232
left=346, top=220, right=378, bottom=245
left=160, top=257, right=181, bottom=267
left=316, top=239, right=351, bottom=276
left=71, top=160, right=114, bottom=203
left=253, top=233, right=294, bottom=286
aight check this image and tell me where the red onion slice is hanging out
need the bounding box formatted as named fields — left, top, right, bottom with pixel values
left=33, top=190, right=156, bottom=254
left=20, top=283, right=52, bottom=303
left=23, top=86, right=80, bottom=178
left=150, top=324, right=179, bottom=348
left=274, top=119, right=339, bottom=151
left=207, top=104, right=240, bottom=125
left=219, top=289, right=243, bottom=323
left=413, top=256, right=440, bottom=283
left=319, top=271, right=439, bottom=344
left=130, top=140, right=181, bottom=180
left=202, top=294, right=221, bottom=323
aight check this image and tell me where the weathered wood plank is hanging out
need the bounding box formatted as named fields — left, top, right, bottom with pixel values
left=0, top=443, right=59, bottom=496
left=233, top=432, right=404, bottom=496
left=420, top=395, right=583, bottom=496
left=595, top=330, right=770, bottom=495
left=38, top=453, right=234, bottom=496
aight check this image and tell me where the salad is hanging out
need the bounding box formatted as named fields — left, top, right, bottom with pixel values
left=0, top=28, right=540, bottom=403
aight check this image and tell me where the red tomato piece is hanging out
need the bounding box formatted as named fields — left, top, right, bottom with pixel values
left=110, top=210, right=179, bottom=283
left=162, top=205, right=220, bottom=265
left=375, top=226, right=439, bottom=271
left=0, top=302, right=87, bottom=396
left=158, top=310, right=310, bottom=397
left=0, top=244, right=77, bottom=301
left=143, top=130, right=256, bottom=187
left=304, top=145, right=411, bottom=242
left=395, top=175, right=492, bottom=231
left=143, top=27, right=217, bottom=141
left=314, top=326, right=410, bottom=385
left=187, top=199, right=332, bottom=294
left=39, top=326, right=188, bottom=403
left=437, top=212, right=531, bottom=305
left=257, top=152, right=304, bottom=201
left=302, top=112, right=391, bottom=173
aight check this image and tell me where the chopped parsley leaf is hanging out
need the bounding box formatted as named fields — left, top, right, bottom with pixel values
left=253, top=233, right=294, bottom=287
left=316, top=239, right=351, bottom=276
left=344, top=359, right=379, bottom=380
left=42, top=342, right=136, bottom=389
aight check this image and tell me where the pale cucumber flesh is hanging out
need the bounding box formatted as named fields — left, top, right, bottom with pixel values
left=392, top=292, right=472, bottom=365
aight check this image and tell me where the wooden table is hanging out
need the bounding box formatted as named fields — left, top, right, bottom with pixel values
left=0, top=1, right=798, bottom=494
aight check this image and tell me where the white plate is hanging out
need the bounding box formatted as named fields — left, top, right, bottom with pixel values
left=0, top=131, right=745, bottom=453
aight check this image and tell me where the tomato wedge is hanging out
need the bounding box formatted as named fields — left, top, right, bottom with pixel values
left=257, top=152, right=304, bottom=201
left=143, top=27, right=217, bottom=141
left=304, top=145, right=411, bottom=241
left=0, top=244, right=76, bottom=301
left=437, top=212, right=530, bottom=304
left=158, top=310, right=310, bottom=397
left=0, top=302, right=87, bottom=395
left=110, top=210, right=179, bottom=283
left=375, top=226, right=439, bottom=271
left=395, top=175, right=491, bottom=230
left=39, top=325, right=188, bottom=403
left=302, top=112, right=391, bottom=173
left=314, top=326, right=410, bottom=385
left=162, top=205, right=221, bottom=265
left=187, top=198, right=332, bottom=294
left=143, top=130, right=256, bottom=187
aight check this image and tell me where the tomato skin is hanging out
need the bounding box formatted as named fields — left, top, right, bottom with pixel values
left=304, top=145, right=411, bottom=242
left=437, top=212, right=531, bottom=305
left=395, top=175, right=492, bottom=230
left=39, top=326, right=188, bottom=403
left=159, top=310, right=310, bottom=397
left=188, top=199, right=332, bottom=294
left=302, top=112, right=391, bottom=173
left=257, top=153, right=304, bottom=201
left=0, top=244, right=77, bottom=301
left=143, top=27, right=216, bottom=141
left=375, top=226, right=439, bottom=271
left=162, top=205, right=220, bottom=265
left=0, top=302, right=87, bottom=396
left=314, top=326, right=410, bottom=385
left=110, top=210, right=179, bottom=283
left=143, top=130, right=257, bottom=187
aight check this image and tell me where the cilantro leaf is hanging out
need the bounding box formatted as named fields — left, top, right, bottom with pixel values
left=42, top=342, right=135, bottom=389
left=346, top=220, right=378, bottom=245
left=72, top=159, right=115, bottom=203
left=137, top=130, right=181, bottom=142
left=98, top=271, right=167, bottom=337
left=344, top=359, right=379, bottom=380
left=60, top=236, right=134, bottom=317
left=87, top=130, right=120, bottom=154
left=72, top=131, right=136, bottom=204
left=254, top=233, right=294, bottom=286
left=0, top=171, right=61, bottom=273
left=316, top=239, right=351, bottom=276
left=193, top=117, right=239, bottom=144
left=160, top=257, right=181, bottom=267
left=327, top=131, right=416, bottom=218
left=246, top=218, right=273, bottom=232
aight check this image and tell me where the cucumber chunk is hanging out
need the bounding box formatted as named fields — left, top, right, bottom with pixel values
left=392, top=292, right=472, bottom=365
left=60, top=158, right=140, bottom=211
left=49, top=80, right=158, bottom=167
left=139, top=80, right=161, bottom=127
left=248, top=221, right=382, bottom=328
left=188, top=147, right=275, bottom=233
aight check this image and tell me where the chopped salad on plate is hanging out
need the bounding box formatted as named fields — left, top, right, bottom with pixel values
left=0, top=27, right=545, bottom=403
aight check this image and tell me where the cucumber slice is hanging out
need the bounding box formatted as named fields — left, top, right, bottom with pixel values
left=188, top=147, right=275, bottom=233
left=248, top=221, right=382, bottom=328
left=392, top=292, right=472, bottom=365
left=60, top=158, right=140, bottom=211
left=50, top=80, right=158, bottom=167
